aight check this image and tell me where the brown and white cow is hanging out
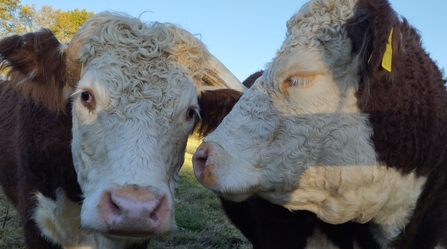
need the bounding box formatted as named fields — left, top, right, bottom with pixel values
left=0, top=11, right=243, bottom=249
left=198, top=71, right=378, bottom=249
left=193, top=0, right=447, bottom=248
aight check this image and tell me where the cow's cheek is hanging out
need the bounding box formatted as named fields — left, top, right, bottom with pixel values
left=72, top=129, right=106, bottom=189
left=71, top=102, right=102, bottom=177
left=194, top=96, right=277, bottom=198
left=193, top=140, right=262, bottom=202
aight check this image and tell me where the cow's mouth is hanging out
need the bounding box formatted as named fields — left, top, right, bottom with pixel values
left=107, top=230, right=153, bottom=238
left=214, top=189, right=252, bottom=202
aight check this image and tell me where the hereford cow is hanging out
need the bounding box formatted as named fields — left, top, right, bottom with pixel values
left=193, top=0, right=447, bottom=248
left=0, top=11, right=243, bottom=249
left=199, top=71, right=378, bottom=249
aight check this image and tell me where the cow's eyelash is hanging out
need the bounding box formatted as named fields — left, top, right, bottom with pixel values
left=287, top=76, right=313, bottom=88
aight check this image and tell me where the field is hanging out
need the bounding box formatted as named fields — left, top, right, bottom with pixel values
left=0, top=137, right=250, bottom=249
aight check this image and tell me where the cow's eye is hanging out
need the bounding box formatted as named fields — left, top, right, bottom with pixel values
left=186, top=109, right=197, bottom=120
left=79, top=90, right=96, bottom=111
left=81, top=91, right=91, bottom=102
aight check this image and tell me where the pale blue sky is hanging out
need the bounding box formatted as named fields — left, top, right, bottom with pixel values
left=28, top=1, right=447, bottom=82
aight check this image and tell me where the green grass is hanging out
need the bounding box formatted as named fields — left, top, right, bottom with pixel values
left=0, top=195, right=23, bottom=249
left=0, top=137, right=250, bottom=249
left=149, top=137, right=250, bottom=248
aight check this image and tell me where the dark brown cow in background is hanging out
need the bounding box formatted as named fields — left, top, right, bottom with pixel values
left=0, top=11, right=243, bottom=249
left=242, top=70, right=263, bottom=88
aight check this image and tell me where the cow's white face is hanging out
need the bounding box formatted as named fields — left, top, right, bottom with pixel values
left=71, top=67, right=197, bottom=236
left=65, top=12, right=242, bottom=241
left=195, top=39, right=376, bottom=211
left=193, top=0, right=426, bottom=244
left=194, top=0, right=366, bottom=206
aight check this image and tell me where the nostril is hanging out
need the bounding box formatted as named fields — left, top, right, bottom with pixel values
left=108, top=193, right=122, bottom=216
left=150, top=212, right=159, bottom=222
left=99, top=191, right=122, bottom=217
left=193, top=148, right=208, bottom=164
left=149, top=195, right=167, bottom=223
left=192, top=147, right=208, bottom=179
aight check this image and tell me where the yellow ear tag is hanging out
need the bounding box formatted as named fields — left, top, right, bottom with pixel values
left=381, top=28, right=393, bottom=72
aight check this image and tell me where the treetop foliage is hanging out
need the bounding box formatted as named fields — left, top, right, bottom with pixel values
left=0, top=0, right=94, bottom=43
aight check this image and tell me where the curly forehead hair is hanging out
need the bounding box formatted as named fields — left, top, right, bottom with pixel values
left=73, top=11, right=210, bottom=85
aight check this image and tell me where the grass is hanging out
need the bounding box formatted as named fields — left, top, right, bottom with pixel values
left=0, top=136, right=250, bottom=249
left=0, top=193, right=23, bottom=248
left=148, top=137, right=250, bottom=248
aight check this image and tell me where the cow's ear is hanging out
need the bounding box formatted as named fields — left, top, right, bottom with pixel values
left=194, top=89, right=242, bottom=137
left=242, top=70, right=263, bottom=88
left=345, top=0, right=400, bottom=101
left=0, top=29, right=71, bottom=112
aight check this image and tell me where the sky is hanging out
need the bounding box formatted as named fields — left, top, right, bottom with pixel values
left=25, top=0, right=447, bottom=82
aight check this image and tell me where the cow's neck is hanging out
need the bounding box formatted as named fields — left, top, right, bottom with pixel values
left=276, top=111, right=428, bottom=248
left=283, top=164, right=425, bottom=248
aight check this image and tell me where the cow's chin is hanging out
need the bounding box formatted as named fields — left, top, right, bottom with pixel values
left=213, top=184, right=293, bottom=206
left=98, top=221, right=176, bottom=240
left=99, top=232, right=155, bottom=242
left=215, top=190, right=252, bottom=203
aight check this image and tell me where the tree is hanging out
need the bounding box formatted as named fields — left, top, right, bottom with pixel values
left=51, top=9, right=93, bottom=43
left=0, top=0, right=93, bottom=42
left=0, top=0, right=21, bottom=36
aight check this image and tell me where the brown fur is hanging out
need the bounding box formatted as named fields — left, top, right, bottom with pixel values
left=0, top=82, right=78, bottom=249
left=196, top=70, right=263, bottom=137
left=196, top=89, right=242, bottom=136
left=242, top=70, right=263, bottom=88
left=347, top=0, right=447, bottom=247
left=0, top=29, right=69, bottom=113
left=220, top=196, right=378, bottom=249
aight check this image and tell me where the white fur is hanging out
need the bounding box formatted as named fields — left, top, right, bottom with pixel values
left=34, top=190, right=95, bottom=248
left=198, top=0, right=426, bottom=247
left=34, top=190, right=138, bottom=249
left=34, top=11, right=241, bottom=248
left=70, top=12, right=202, bottom=240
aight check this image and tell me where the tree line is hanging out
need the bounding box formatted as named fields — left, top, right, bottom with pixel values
left=0, top=0, right=93, bottom=43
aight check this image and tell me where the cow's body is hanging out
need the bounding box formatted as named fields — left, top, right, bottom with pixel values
left=220, top=196, right=382, bottom=249
left=0, top=12, right=242, bottom=249
left=193, top=0, right=447, bottom=248
left=0, top=85, right=78, bottom=248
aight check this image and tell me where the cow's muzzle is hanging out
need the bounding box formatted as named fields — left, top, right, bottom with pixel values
left=97, top=184, right=169, bottom=237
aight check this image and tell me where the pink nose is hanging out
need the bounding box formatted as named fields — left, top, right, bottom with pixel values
left=192, top=143, right=208, bottom=181
left=98, top=185, right=169, bottom=236
left=192, top=142, right=217, bottom=187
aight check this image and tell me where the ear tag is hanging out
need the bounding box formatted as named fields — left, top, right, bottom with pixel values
left=381, top=28, right=393, bottom=72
